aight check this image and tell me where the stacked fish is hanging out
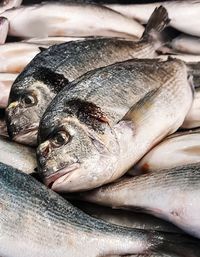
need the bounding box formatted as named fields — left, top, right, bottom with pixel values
left=0, top=0, right=200, bottom=256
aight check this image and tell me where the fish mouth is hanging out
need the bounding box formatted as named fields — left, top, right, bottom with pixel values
left=12, top=126, right=38, bottom=146
left=44, top=163, right=81, bottom=190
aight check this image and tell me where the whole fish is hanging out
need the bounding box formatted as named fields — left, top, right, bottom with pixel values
left=171, top=35, right=200, bottom=55
left=1, top=2, right=143, bottom=38
left=0, top=0, right=22, bottom=14
left=77, top=162, right=200, bottom=239
left=0, top=136, right=36, bottom=173
left=1, top=162, right=197, bottom=257
left=128, top=129, right=200, bottom=175
left=73, top=201, right=182, bottom=233
left=0, top=73, right=18, bottom=108
left=37, top=58, right=193, bottom=192
left=105, top=1, right=200, bottom=36
left=6, top=6, right=169, bottom=146
left=0, top=17, right=8, bottom=44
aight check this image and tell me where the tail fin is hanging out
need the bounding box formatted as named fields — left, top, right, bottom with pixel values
left=141, top=6, right=170, bottom=42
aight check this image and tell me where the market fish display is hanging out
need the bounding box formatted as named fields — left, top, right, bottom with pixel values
left=0, top=136, right=36, bottom=173
left=6, top=6, right=169, bottom=146
left=73, top=202, right=182, bottom=233
left=106, top=1, right=200, bottom=37
left=0, top=73, right=18, bottom=108
left=0, top=2, right=144, bottom=39
left=0, top=17, right=8, bottom=44
left=37, top=58, right=193, bottom=192
left=77, top=162, right=200, bottom=239
left=129, top=129, right=200, bottom=175
left=171, top=35, right=200, bottom=55
left=1, top=163, right=196, bottom=257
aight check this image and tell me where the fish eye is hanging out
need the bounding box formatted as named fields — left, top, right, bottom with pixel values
left=51, top=131, right=71, bottom=148
left=22, top=94, right=37, bottom=107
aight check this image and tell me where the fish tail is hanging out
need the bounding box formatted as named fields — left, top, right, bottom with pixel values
left=141, top=6, right=170, bottom=42
left=152, top=232, right=200, bottom=257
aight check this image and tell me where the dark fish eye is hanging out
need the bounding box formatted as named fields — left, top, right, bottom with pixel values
left=22, top=94, right=37, bottom=107
left=51, top=131, right=70, bottom=148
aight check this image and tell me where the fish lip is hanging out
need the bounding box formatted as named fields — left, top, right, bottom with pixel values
left=44, top=163, right=80, bottom=189
left=12, top=126, right=38, bottom=145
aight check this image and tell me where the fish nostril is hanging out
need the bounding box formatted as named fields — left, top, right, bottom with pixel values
left=41, top=144, right=51, bottom=158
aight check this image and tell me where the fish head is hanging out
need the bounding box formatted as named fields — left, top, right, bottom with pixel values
left=37, top=99, right=120, bottom=192
left=6, top=68, right=68, bottom=146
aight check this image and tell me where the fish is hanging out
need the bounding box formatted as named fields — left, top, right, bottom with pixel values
left=1, top=162, right=198, bottom=257
left=77, top=162, right=200, bottom=239
left=182, top=87, right=200, bottom=129
left=73, top=201, right=182, bottom=234
left=37, top=58, right=193, bottom=192
left=128, top=129, right=200, bottom=175
left=105, top=1, right=200, bottom=36
left=24, top=36, right=89, bottom=45
left=0, top=17, right=8, bottom=44
left=6, top=6, right=169, bottom=146
left=1, top=2, right=144, bottom=39
left=159, top=54, right=200, bottom=63
left=0, top=0, right=22, bottom=14
left=0, top=136, right=36, bottom=173
left=171, top=34, right=200, bottom=55
left=0, top=73, right=18, bottom=108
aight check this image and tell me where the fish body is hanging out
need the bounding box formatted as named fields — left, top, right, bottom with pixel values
left=1, top=2, right=144, bottom=38
left=6, top=6, right=169, bottom=146
left=0, top=162, right=193, bottom=257
left=106, top=1, right=200, bottom=36
left=37, top=58, right=193, bottom=192
left=74, top=201, right=182, bottom=234
left=78, top=162, right=200, bottom=239
left=171, top=35, right=200, bottom=55
left=129, top=129, right=200, bottom=175
left=0, top=0, right=22, bottom=14
left=0, top=73, right=18, bottom=108
left=0, top=17, right=8, bottom=44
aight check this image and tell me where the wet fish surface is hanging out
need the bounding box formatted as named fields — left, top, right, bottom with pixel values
left=129, top=129, right=200, bottom=175
left=0, top=17, right=9, bottom=44
left=170, top=35, right=200, bottom=55
left=105, top=1, right=200, bottom=36
left=0, top=136, right=36, bottom=173
left=6, top=6, right=169, bottom=146
left=1, top=162, right=197, bottom=257
left=77, top=162, right=200, bottom=239
left=1, top=2, right=144, bottom=38
left=0, top=0, right=22, bottom=14
left=73, top=201, right=183, bottom=233
left=37, top=58, right=193, bottom=192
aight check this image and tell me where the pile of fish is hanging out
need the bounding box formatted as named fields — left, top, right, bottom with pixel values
left=0, top=0, right=200, bottom=256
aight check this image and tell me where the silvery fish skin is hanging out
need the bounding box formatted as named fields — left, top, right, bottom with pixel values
left=171, top=35, right=200, bottom=55
left=24, top=36, right=86, bottom=45
left=159, top=54, right=200, bottom=63
left=73, top=201, right=182, bottom=234
left=0, top=0, right=22, bottom=14
left=37, top=58, right=193, bottom=192
left=129, top=129, right=200, bottom=175
left=0, top=17, right=8, bottom=44
left=1, top=2, right=144, bottom=39
left=78, top=162, right=200, bottom=239
left=0, top=136, right=36, bottom=173
left=6, top=6, right=169, bottom=146
left=182, top=87, right=200, bottom=129
left=105, top=1, right=200, bottom=36
left=0, top=73, right=18, bottom=108
left=0, top=163, right=194, bottom=257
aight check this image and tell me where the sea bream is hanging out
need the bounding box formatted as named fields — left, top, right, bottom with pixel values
left=128, top=129, right=200, bottom=176
left=1, top=162, right=199, bottom=257
left=76, top=162, right=200, bottom=239
left=37, top=58, right=193, bottom=192
left=6, top=6, right=169, bottom=146
left=105, top=0, right=200, bottom=37
left=0, top=2, right=144, bottom=39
